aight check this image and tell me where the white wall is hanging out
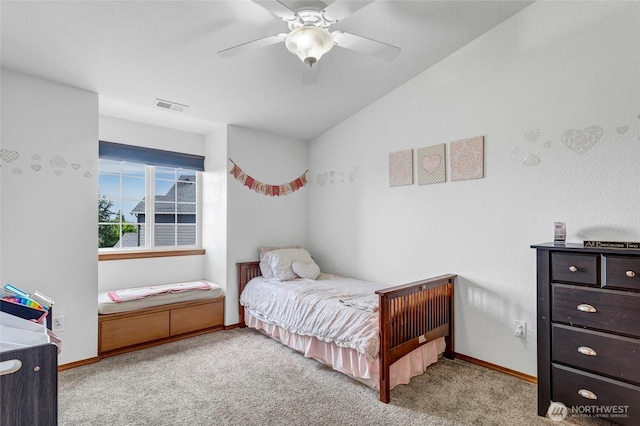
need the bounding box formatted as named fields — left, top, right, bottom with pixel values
left=99, top=115, right=205, bottom=154
left=202, top=125, right=228, bottom=319
left=307, top=1, right=640, bottom=376
left=98, top=255, right=206, bottom=292
left=97, top=116, right=207, bottom=292
left=225, top=125, right=308, bottom=324
left=1, top=70, right=99, bottom=365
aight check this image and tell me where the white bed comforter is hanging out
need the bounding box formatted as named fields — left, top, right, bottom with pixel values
left=240, top=274, right=388, bottom=361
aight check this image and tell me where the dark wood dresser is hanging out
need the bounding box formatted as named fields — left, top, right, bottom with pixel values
left=533, top=243, right=640, bottom=425
left=0, top=343, right=58, bottom=426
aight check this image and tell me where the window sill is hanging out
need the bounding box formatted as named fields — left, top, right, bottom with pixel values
left=99, top=249, right=205, bottom=261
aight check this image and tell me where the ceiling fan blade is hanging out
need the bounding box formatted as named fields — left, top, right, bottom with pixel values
left=332, top=31, right=401, bottom=61
left=323, top=0, right=375, bottom=22
left=218, top=33, right=287, bottom=58
left=253, top=0, right=296, bottom=21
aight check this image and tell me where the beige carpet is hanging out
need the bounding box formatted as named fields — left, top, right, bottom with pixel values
left=59, top=328, right=612, bottom=425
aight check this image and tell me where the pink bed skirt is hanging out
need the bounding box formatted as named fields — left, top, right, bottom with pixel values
left=244, top=308, right=445, bottom=391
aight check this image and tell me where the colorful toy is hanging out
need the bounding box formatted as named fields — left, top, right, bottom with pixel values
left=2, top=295, right=45, bottom=311
left=3, top=283, right=29, bottom=298
left=32, top=291, right=54, bottom=310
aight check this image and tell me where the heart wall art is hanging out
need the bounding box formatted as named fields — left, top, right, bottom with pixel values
left=417, top=144, right=446, bottom=185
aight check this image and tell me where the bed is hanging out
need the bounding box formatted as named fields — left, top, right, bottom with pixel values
left=237, top=249, right=455, bottom=403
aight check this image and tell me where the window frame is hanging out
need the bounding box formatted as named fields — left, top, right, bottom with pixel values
left=98, top=160, right=203, bottom=257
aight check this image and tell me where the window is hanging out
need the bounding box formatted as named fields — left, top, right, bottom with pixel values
left=98, top=141, right=204, bottom=252
left=98, top=160, right=147, bottom=249
left=153, top=166, right=197, bottom=247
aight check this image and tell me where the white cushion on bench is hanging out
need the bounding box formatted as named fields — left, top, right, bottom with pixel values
left=98, top=280, right=223, bottom=315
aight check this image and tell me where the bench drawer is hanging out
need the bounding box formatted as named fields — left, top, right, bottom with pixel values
left=170, top=299, right=224, bottom=336
left=100, top=311, right=170, bottom=353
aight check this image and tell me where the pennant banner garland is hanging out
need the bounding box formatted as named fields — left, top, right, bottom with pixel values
left=229, top=159, right=308, bottom=197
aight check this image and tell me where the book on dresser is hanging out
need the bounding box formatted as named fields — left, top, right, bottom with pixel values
left=531, top=243, right=640, bottom=425
left=583, top=241, right=640, bottom=249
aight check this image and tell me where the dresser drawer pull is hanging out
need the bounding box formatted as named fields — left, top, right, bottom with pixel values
left=577, top=304, right=597, bottom=313
left=577, top=346, right=597, bottom=356
left=569, top=265, right=578, bottom=272
left=578, top=389, right=598, bottom=400
left=626, top=270, right=636, bottom=278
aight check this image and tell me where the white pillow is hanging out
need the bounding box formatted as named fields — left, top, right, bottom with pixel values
left=259, top=248, right=313, bottom=281
left=292, top=260, right=320, bottom=280
left=258, top=246, right=298, bottom=261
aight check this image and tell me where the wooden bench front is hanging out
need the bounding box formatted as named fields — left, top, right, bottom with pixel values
left=98, top=296, right=224, bottom=356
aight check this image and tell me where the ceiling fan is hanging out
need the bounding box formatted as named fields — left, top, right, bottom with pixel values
left=217, top=0, right=401, bottom=67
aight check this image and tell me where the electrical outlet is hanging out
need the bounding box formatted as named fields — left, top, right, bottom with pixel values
left=53, top=313, right=64, bottom=332
left=514, top=320, right=526, bottom=338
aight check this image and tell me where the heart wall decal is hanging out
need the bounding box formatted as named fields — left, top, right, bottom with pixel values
left=561, top=126, right=603, bottom=155
left=316, top=172, right=328, bottom=187
left=417, top=143, right=446, bottom=185
left=523, top=153, right=541, bottom=167
left=1, top=149, right=19, bottom=163
left=524, top=129, right=540, bottom=143
left=49, top=155, right=68, bottom=168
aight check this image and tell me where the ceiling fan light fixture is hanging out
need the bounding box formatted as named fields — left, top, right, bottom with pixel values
left=285, top=26, right=334, bottom=66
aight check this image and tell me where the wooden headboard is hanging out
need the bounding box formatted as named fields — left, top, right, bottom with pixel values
left=236, top=261, right=262, bottom=326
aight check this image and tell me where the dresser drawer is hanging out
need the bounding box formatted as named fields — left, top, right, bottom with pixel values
left=552, top=364, right=639, bottom=425
left=551, top=252, right=599, bottom=286
left=603, top=255, right=640, bottom=291
left=552, top=284, right=640, bottom=338
left=552, top=324, right=640, bottom=384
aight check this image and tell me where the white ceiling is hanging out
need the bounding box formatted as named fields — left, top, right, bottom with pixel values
left=1, top=0, right=532, bottom=140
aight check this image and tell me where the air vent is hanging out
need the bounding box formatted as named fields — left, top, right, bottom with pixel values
left=154, top=98, right=189, bottom=112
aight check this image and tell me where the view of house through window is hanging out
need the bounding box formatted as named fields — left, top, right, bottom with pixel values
left=98, top=159, right=198, bottom=250
left=153, top=166, right=197, bottom=247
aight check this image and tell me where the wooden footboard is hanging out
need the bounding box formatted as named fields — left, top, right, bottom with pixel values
left=236, top=261, right=455, bottom=403
left=376, top=274, right=456, bottom=403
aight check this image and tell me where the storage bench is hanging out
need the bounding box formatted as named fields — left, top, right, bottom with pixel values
left=98, top=281, right=224, bottom=356
left=99, top=296, right=224, bottom=356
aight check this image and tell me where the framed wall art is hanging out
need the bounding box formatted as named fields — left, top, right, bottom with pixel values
left=450, top=136, right=484, bottom=181
left=389, top=149, right=414, bottom=186
left=417, top=143, right=446, bottom=185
